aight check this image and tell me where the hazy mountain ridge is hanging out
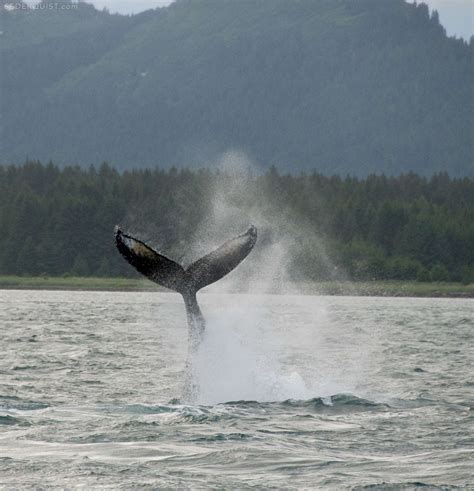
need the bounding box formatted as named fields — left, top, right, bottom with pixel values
left=1, top=0, right=472, bottom=175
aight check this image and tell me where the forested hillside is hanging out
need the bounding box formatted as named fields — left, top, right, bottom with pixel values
left=1, top=0, right=472, bottom=175
left=1, top=161, right=472, bottom=283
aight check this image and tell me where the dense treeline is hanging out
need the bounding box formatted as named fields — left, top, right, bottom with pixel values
left=1, top=0, right=472, bottom=175
left=1, top=161, right=473, bottom=283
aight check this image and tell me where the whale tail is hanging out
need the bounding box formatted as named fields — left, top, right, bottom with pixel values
left=114, top=225, right=257, bottom=295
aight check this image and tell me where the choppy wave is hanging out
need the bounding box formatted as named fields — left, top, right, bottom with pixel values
left=0, top=396, right=49, bottom=412
left=1, top=290, right=472, bottom=488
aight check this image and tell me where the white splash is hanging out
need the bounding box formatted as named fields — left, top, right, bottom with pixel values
left=190, top=300, right=313, bottom=405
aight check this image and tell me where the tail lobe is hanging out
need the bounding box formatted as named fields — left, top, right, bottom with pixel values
left=185, top=225, right=257, bottom=292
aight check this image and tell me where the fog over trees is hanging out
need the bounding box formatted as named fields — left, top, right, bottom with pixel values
left=1, top=162, right=472, bottom=283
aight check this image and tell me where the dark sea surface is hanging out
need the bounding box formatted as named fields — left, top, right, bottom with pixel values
left=0, top=290, right=472, bottom=489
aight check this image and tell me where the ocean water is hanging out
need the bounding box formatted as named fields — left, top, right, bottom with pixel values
left=0, top=290, right=472, bottom=489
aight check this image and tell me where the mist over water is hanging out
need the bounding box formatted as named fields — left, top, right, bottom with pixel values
left=179, top=151, right=360, bottom=404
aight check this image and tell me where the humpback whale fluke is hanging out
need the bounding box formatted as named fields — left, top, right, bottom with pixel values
left=114, top=225, right=257, bottom=295
left=114, top=225, right=257, bottom=348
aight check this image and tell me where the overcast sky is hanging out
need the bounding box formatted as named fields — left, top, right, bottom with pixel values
left=29, top=0, right=474, bottom=40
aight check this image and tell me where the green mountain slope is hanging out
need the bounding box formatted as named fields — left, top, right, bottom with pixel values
left=1, top=0, right=472, bottom=175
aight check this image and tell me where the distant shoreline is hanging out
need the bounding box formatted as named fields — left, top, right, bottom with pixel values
left=0, top=276, right=472, bottom=298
